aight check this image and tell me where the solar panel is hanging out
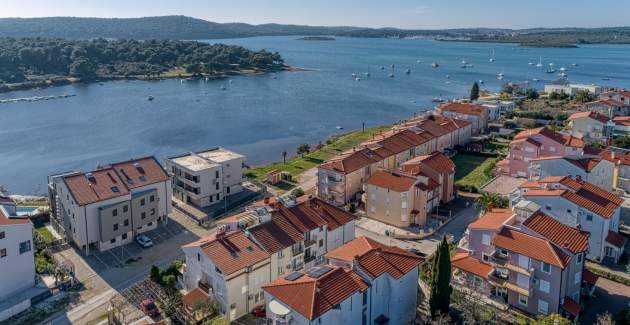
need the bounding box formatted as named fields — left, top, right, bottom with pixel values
left=307, top=265, right=333, bottom=278
left=285, top=272, right=304, bottom=281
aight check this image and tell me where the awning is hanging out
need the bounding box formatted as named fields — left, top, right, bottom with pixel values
left=582, top=269, right=599, bottom=286
left=560, top=297, right=581, bottom=317
left=268, top=300, right=290, bottom=316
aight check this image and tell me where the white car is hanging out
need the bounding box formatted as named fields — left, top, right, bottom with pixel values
left=135, top=235, right=153, bottom=248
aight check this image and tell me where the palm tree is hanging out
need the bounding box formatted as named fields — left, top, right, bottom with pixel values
left=475, top=192, right=508, bottom=212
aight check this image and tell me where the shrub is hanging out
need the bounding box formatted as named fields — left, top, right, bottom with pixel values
left=291, top=187, right=305, bottom=197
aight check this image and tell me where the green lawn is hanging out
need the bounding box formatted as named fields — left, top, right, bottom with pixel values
left=452, top=153, right=498, bottom=192
left=245, top=125, right=391, bottom=184
left=35, top=226, right=55, bottom=244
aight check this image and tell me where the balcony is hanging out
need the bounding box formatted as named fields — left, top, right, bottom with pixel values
left=292, top=246, right=304, bottom=257
left=490, top=251, right=509, bottom=265
left=198, top=281, right=211, bottom=294
left=304, top=237, right=317, bottom=247
left=304, top=255, right=316, bottom=264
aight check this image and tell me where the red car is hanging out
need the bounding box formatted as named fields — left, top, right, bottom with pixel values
left=141, top=298, right=160, bottom=318
left=252, top=305, right=266, bottom=318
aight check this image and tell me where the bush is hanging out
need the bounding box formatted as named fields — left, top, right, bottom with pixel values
left=349, top=203, right=356, bottom=213
left=150, top=265, right=161, bottom=283
left=291, top=187, right=305, bottom=197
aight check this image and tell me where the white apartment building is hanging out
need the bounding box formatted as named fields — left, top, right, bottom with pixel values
left=0, top=200, right=36, bottom=321
left=544, top=83, right=602, bottom=96
left=48, top=157, right=172, bottom=254
left=166, top=147, right=245, bottom=208
left=528, top=156, right=615, bottom=191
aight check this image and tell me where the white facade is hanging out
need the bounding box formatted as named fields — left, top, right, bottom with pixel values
left=529, top=157, right=615, bottom=191
left=166, top=148, right=245, bottom=208
left=544, top=83, right=602, bottom=96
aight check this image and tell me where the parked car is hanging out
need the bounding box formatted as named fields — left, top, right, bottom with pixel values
left=136, top=234, right=153, bottom=248
left=141, top=298, right=160, bottom=318
left=252, top=305, right=266, bottom=318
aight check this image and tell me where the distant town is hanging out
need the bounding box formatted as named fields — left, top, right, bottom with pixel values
left=2, top=78, right=630, bottom=325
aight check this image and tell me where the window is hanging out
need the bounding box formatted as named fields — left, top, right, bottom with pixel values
left=122, top=233, right=128, bottom=240
left=538, top=300, right=549, bottom=314
left=197, top=253, right=201, bottom=261
left=0, top=231, right=4, bottom=239
left=216, top=171, right=220, bottom=179
left=539, top=280, right=550, bottom=293
left=332, top=304, right=341, bottom=310
left=319, top=239, right=324, bottom=247
left=141, top=212, right=146, bottom=219
left=113, top=224, right=119, bottom=231
left=586, top=214, right=593, bottom=221
left=216, top=266, right=223, bottom=274
left=151, top=208, right=156, bottom=216
left=0, top=248, right=6, bottom=258
left=545, top=205, right=551, bottom=211
left=482, top=253, right=491, bottom=262
left=111, top=186, right=119, bottom=193
left=112, top=208, right=118, bottom=217
left=123, top=205, right=128, bottom=213
left=124, top=219, right=129, bottom=226
left=541, top=262, right=551, bottom=273
left=575, top=271, right=581, bottom=284
left=216, top=182, right=220, bottom=190
left=517, top=273, right=529, bottom=288
left=19, top=240, right=31, bottom=254
left=149, top=195, right=155, bottom=202
left=473, top=276, right=483, bottom=288
left=518, top=255, right=530, bottom=269
left=216, top=193, right=220, bottom=201
left=518, top=294, right=528, bottom=306
left=482, top=234, right=491, bottom=246
left=362, top=308, right=367, bottom=325
left=401, top=201, right=407, bottom=209
left=362, top=290, right=368, bottom=305
left=110, top=238, right=116, bottom=244
left=576, top=253, right=583, bottom=264
left=140, top=198, right=146, bottom=206
left=148, top=222, right=153, bottom=226
left=227, top=186, right=231, bottom=194
left=370, top=206, right=375, bottom=213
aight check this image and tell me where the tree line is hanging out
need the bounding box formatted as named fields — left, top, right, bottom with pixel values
left=0, top=37, right=284, bottom=83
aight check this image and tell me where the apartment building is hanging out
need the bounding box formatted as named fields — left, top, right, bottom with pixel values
left=475, top=99, right=515, bottom=120
left=496, top=127, right=584, bottom=178
left=528, top=155, right=615, bottom=191
left=262, top=236, right=423, bottom=325
left=584, top=99, right=630, bottom=118
left=567, top=111, right=611, bottom=144
left=437, top=102, right=489, bottom=135
left=544, top=82, right=602, bottom=96
left=48, top=157, right=172, bottom=254
left=365, top=170, right=439, bottom=227
left=601, top=149, right=630, bottom=192
left=599, top=90, right=630, bottom=106
left=511, top=176, right=625, bottom=263
left=453, top=207, right=588, bottom=321
left=166, top=147, right=245, bottom=208
left=318, top=114, right=471, bottom=207
left=0, top=199, right=36, bottom=321
left=401, top=152, right=456, bottom=203
left=182, top=230, right=270, bottom=321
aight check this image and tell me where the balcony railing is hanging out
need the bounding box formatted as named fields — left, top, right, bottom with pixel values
left=292, top=246, right=304, bottom=257
left=304, top=255, right=316, bottom=264
left=490, top=251, right=509, bottom=265
left=304, top=237, right=317, bottom=247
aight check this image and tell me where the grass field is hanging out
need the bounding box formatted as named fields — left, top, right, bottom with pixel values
left=452, top=153, right=498, bottom=192
left=245, top=125, right=391, bottom=184
left=35, top=226, right=55, bottom=244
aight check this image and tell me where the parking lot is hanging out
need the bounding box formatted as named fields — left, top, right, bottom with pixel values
left=83, top=220, right=188, bottom=272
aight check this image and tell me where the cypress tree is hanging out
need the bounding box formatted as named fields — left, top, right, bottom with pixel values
left=429, top=236, right=452, bottom=317
left=470, top=82, right=480, bottom=101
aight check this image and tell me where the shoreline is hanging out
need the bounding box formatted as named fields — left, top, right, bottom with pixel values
left=0, top=65, right=308, bottom=95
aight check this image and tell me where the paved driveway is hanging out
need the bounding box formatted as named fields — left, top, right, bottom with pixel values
left=580, top=277, right=630, bottom=324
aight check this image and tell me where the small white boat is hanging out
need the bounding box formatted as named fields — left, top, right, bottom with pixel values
left=497, top=75, right=504, bottom=80
left=351, top=73, right=357, bottom=78
left=220, top=85, right=227, bottom=90
left=479, top=80, right=484, bottom=84
left=432, top=97, right=444, bottom=103
left=528, top=62, right=534, bottom=66
left=533, top=78, right=540, bottom=82
left=355, top=77, right=361, bottom=82
left=489, top=49, right=496, bottom=62
left=417, top=59, right=421, bottom=64
left=431, top=62, right=439, bottom=68
left=336, top=126, right=344, bottom=130
left=558, top=72, right=567, bottom=78
left=389, top=73, right=395, bottom=78
left=180, top=79, right=186, bottom=84
left=405, top=69, right=411, bottom=75
left=536, top=56, right=543, bottom=68
left=147, top=95, right=154, bottom=101
left=445, top=74, right=450, bottom=79
left=572, top=63, right=579, bottom=67
left=461, top=60, right=468, bottom=65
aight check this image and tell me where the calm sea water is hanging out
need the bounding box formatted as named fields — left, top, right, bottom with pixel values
left=2, top=37, right=630, bottom=194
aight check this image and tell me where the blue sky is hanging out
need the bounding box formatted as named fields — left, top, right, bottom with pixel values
left=1, top=0, right=629, bottom=29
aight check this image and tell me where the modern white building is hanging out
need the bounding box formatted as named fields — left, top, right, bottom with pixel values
left=166, top=148, right=245, bottom=208
left=544, top=82, right=602, bottom=96
left=0, top=199, right=36, bottom=321
left=48, top=157, right=172, bottom=254
left=528, top=155, right=615, bottom=191
left=476, top=99, right=515, bottom=121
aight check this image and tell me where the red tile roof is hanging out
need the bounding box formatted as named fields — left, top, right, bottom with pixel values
left=440, top=103, right=488, bottom=116
left=568, top=111, right=609, bottom=124
left=560, top=296, right=581, bottom=317
left=563, top=135, right=585, bottom=148
left=64, top=168, right=129, bottom=206
left=613, top=116, right=630, bottom=127
left=586, top=99, right=628, bottom=108
left=367, top=170, right=416, bottom=192
left=319, top=147, right=383, bottom=174
left=0, top=208, right=31, bottom=226
left=185, top=230, right=270, bottom=275
left=606, top=230, right=626, bottom=248
left=601, top=149, right=630, bottom=166
left=452, top=252, right=493, bottom=279
left=493, top=228, right=571, bottom=268
left=248, top=218, right=303, bottom=253
left=355, top=245, right=424, bottom=280
left=523, top=212, right=589, bottom=254
left=263, top=266, right=369, bottom=320
left=532, top=156, right=604, bottom=172
left=182, top=288, right=208, bottom=307
left=469, top=208, right=514, bottom=230
left=402, top=152, right=455, bottom=175
left=110, top=157, right=169, bottom=189
left=514, top=127, right=565, bottom=145
left=325, top=236, right=386, bottom=261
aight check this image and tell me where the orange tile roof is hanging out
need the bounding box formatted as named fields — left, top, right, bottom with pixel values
left=514, top=127, right=569, bottom=146
left=600, top=149, right=630, bottom=166
left=402, top=152, right=455, bottom=175
left=319, top=147, right=382, bottom=174
left=182, top=288, right=208, bottom=307
left=493, top=228, right=571, bottom=268
left=325, top=236, right=386, bottom=261
left=248, top=219, right=303, bottom=253
left=262, top=267, right=369, bottom=320
left=64, top=168, right=129, bottom=206
left=469, top=208, right=514, bottom=230
left=440, top=102, right=488, bottom=116
left=110, top=157, right=169, bottom=189
left=452, top=252, right=493, bottom=279
left=367, top=170, right=416, bottom=192
left=533, top=156, right=603, bottom=172
left=613, top=116, right=630, bottom=127
left=586, top=99, right=628, bottom=108
left=523, top=212, right=589, bottom=254
left=0, top=208, right=31, bottom=226
left=606, top=230, right=626, bottom=248
left=563, top=135, right=585, bottom=148
left=568, top=111, right=609, bottom=124
left=355, top=246, right=424, bottom=279
left=187, top=230, right=270, bottom=275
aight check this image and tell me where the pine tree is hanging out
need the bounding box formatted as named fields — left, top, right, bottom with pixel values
left=470, top=82, right=480, bottom=101
left=429, top=236, right=452, bottom=317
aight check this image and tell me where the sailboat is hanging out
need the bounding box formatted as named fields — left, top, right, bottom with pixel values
left=489, top=49, right=496, bottom=62
left=365, top=65, right=371, bottom=77
left=389, top=66, right=395, bottom=78
left=546, top=63, right=556, bottom=74
left=536, top=56, right=543, bottom=68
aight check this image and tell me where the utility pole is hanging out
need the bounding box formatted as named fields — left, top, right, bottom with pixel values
left=362, top=122, right=365, bottom=132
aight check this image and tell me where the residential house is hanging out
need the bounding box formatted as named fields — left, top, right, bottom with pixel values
left=438, top=102, right=489, bottom=134
left=497, top=127, right=584, bottom=178
left=584, top=99, right=630, bottom=118
left=510, top=176, right=625, bottom=263
left=166, top=147, right=245, bottom=208
left=247, top=197, right=356, bottom=280
left=528, top=155, right=615, bottom=191
left=453, top=207, right=589, bottom=321
left=567, top=111, right=611, bottom=144
left=612, top=116, right=630, bottom=136
left=182, top=230, right=271, bottom=321
left=401, top=152, right=456, bottom=204
left=0, top=199, right=37, bottom=321
left=365, top=170, right=439, bottom=227
left=599, top=90, right=630, bottom=106
left=544, top=83, right=602, bottom=96
left=475, top=99, right=516, bottom=120
left=601, top=149, right=630, bottom=193
left=48, top=157, right=172, bottom=254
